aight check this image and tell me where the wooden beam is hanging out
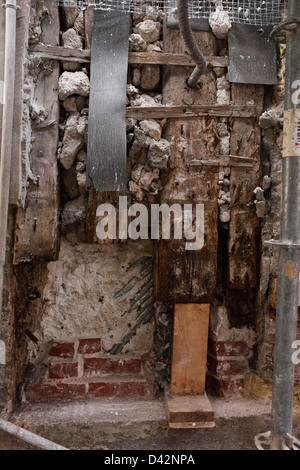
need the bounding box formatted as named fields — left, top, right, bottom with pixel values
left=14, top=0, right=60, bottom=262
left=27, top=45, right=229, bottom=68
left=171, top=304, right=210, bottom=396
left=164, top=390, right=215, bottom=429
left=228, top=83, right=264, bottom=292
left=129, top=52, right=228, bottom=67
left=126, top=104, right=258, bottom=120
left=28, top=44, right=91, bottom=61
left=86, top=10, right=129, bottom=191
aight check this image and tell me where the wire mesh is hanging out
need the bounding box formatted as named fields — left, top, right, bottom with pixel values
left=56, top=0, right=287, bottom=26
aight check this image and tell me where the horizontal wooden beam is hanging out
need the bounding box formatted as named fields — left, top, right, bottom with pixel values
left=129, top=52, right=228, bottom=68
left=188, top=155, right=255, bottom=168
left=126, top=104, right=259, bottom=119
left=28, top=45, right=229, bottom=68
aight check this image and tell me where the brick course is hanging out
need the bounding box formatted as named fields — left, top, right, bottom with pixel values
left=84, top=357, right=142, bottom=375
left=25, top=336, right=155, bottom=402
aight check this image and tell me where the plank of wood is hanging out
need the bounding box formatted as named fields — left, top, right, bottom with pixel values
left=86, top=10, right=129, bottom=192
left=155, top=25, right=219, bottom=303
left=228, top=83, right=264, bottom=293
left=10, top=0, right=31, bottom=206
left=0, top=5, right=5, bottom=163
left=84, top=5, right=94, bottom=49
left=164, top=387, right=215, bottom=428
left=28, top=44, right=91, bottom=60
left=28, top=52, right=89, bottom=63
left=13, top=0, right=60, bottom=262
left=126, top=104, right=258, bottom=120
left=86, top=187, right=131, bottom=244
left=228, top=24, right=277, bottom=85
left=129, top=52, right=228, bottom=67
left=162, top=25, right=218, bottom=107
left=170, top=304, right=210, bottom=395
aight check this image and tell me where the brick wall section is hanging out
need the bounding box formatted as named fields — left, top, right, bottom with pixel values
left=206, top=340, right=249, bottom=397
left=49, top=341, right=75, bottom=358
left=25, top=337, right=157, bottom=402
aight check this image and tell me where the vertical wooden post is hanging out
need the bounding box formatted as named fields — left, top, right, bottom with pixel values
left=13, top=0, right=60, bottom=262
left=165, top=303, right=214, bottom=428
left=171, top=304, right=210, bottom=396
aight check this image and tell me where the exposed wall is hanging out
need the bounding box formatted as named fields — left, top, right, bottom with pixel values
left=1, top=1, right=296, bottom=408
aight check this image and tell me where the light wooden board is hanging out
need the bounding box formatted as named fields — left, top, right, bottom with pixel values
left=126, top=104, right=258, bottom=120
left=170, top=304, right=210, bottom=395
left=27, top=46, right=229, bottom=68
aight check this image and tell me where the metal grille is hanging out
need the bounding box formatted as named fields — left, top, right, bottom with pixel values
left=57, top=0, right=287, bottom=26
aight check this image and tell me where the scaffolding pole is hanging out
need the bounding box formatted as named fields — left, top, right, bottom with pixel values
left=270, top=0, right=300, bottom=450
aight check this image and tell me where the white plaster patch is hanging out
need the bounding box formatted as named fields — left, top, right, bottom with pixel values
left=30, top=240, right=156, bottom=363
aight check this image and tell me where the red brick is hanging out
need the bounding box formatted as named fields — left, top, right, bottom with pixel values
left=206, top=374, right=244, bottom=398
left=49, top=342, right=75, bottom=359
left=78, top=338, right=101, bottom=355
left=25, top=382, right=85, bottom=401
left=88, top=381, right=117, bottom=397
left=88, top=380, right=147, bottom=398
left=49, top=362, right=78, bottom=379
left=209, top=341, right=249, bottom=357
left=207, top=356, right=246, bottom=378
left=84, top=357, right=142, bottom=375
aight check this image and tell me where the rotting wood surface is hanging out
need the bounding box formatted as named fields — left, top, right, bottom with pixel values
left=228, top=83, right=263, bottom=291
left=86, top=10, right=129, bottom=192
left=13, top=0, right=60, bottom=263
left=155, top=24, right=218, bottom=303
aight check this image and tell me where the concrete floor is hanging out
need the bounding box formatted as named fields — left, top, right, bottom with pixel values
left=0, top=430, right=38, bottom=450
left=3, top=394, right=299, bottom=450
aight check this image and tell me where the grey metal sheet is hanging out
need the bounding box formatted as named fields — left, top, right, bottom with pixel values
left=228, top=23, right=278, bottom=85
left=87, top=10, right=129, bottom=191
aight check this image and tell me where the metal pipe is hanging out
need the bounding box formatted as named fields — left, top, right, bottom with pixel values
left=0, top=418, right=69, bottom=450
left=271, top=0, right=300, bottom=450
left=0, top=0, right=17, bottom=365
left=177, top=0, right=207, bottom=88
